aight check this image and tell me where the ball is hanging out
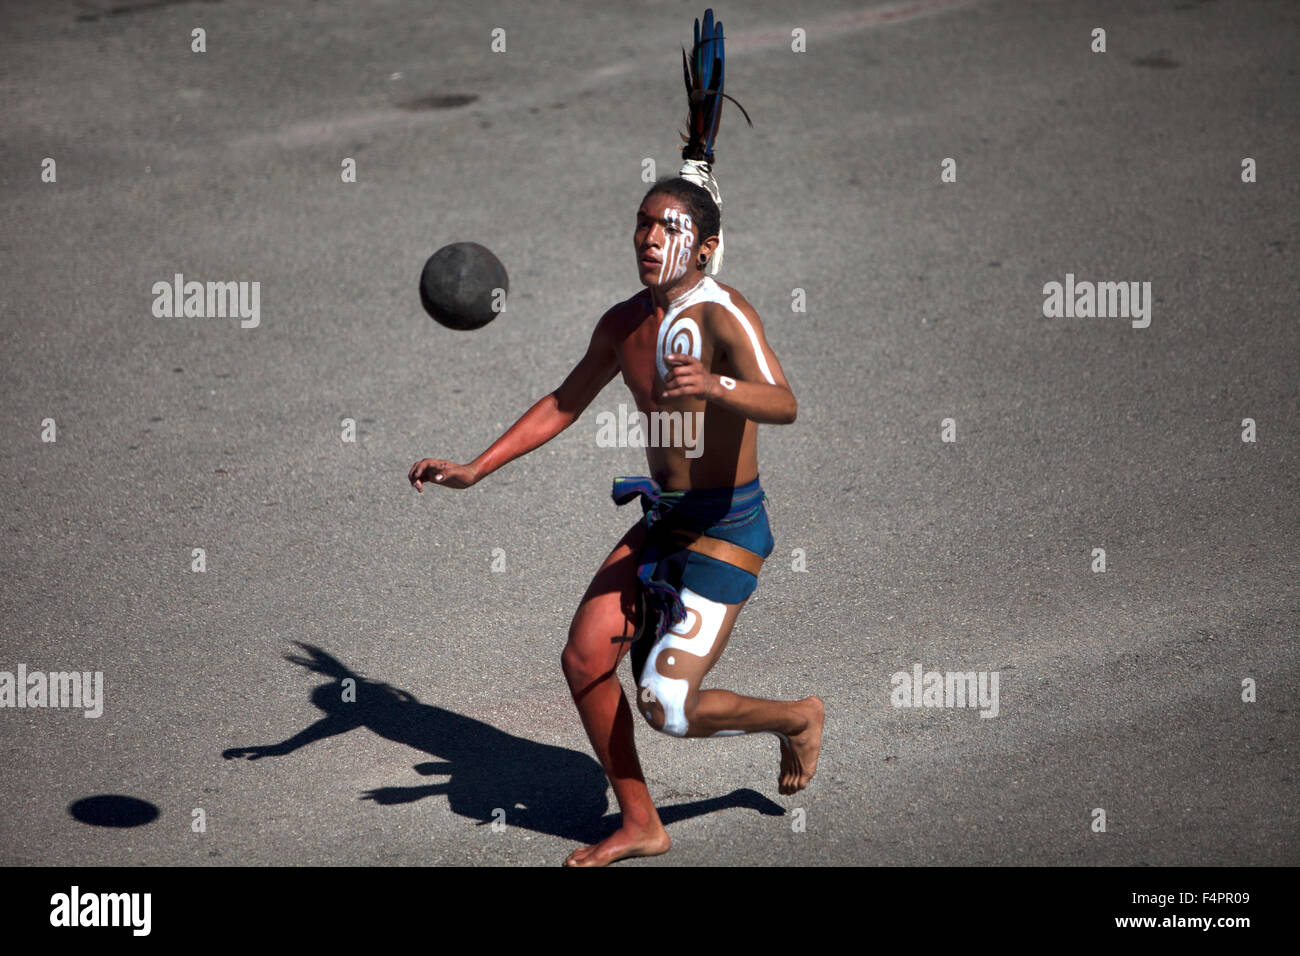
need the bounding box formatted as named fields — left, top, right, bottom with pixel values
left=418, top=242, right=509, bottom=331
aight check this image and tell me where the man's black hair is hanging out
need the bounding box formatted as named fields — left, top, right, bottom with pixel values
left=640, top=177, right=721, bottom=245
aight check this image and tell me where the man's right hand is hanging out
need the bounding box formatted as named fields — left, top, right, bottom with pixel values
left=408, top=458, right=478, bottom=492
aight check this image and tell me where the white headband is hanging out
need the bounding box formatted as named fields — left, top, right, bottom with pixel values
left=678, top=158, right=724, bottom=275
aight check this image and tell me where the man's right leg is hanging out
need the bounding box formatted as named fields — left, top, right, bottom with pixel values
left=560, top=518, right=670, bottom=867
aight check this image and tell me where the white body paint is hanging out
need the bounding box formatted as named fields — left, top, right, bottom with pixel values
left=654, top=276, right=778, bottom=386
left=639, top=586, right=728, bottom=737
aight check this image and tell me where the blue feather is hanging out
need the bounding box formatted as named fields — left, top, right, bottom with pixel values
left=680, top=7, right=752, bottom=164
left=706, top=18, right=725, bottom=155
left=700, top=10, right=715, bottom=90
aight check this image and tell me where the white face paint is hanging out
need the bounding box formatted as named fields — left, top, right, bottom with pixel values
left=656, top=207, right=695, bottom=286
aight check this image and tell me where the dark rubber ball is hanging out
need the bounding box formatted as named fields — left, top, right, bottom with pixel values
left=419, top=242, right=509, bottom=331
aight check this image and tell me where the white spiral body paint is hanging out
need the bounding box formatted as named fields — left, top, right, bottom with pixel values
left=656, top=208, right=695, bottom=286
left=639, top=586, right=728, bottom=737
left=654, top=278, right=706, bottom=382
left=655, top=276, right=779, bottom=386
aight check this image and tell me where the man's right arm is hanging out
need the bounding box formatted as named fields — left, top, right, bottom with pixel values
left=466, top=308, right=621, bottom=483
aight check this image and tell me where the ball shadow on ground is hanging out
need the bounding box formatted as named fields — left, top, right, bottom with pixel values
left=68, top=794, right=160, bottom=828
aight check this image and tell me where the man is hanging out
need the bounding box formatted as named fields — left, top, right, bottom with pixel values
left=409, top=176, right=823, bottom=867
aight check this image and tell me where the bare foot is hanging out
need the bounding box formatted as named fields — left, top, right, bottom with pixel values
left=564, top=821, right=671, bottom=867
left=775, top=697, right=824, bottom=795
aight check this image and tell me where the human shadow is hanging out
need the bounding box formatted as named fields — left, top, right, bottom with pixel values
left=222, top=642, right=784, bottom=843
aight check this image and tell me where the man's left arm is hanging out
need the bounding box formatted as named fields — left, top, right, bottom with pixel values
left=662, top=294, right=797, bottom=424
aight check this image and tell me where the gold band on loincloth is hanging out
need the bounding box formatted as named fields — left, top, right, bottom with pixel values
left=667, top=527, right=765, bottom=577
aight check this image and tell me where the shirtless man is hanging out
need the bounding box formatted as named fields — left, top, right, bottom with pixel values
left=409, top=177, right=823, bottom=867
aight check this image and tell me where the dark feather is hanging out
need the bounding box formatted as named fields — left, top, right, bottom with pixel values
left=678, top=8, right=752, bottom=165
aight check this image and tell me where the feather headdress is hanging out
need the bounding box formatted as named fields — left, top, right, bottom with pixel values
left=677, top=9, right=752, bottom=274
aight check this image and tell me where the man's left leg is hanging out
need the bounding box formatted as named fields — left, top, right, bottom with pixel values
left=635, top=586, right=824, bottom=795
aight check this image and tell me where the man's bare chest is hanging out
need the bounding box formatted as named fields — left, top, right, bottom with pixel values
left=616, top=299, right=718, bottom=407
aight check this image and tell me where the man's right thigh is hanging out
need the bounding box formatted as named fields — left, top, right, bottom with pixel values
left=564, top=519, right=647, bottom=677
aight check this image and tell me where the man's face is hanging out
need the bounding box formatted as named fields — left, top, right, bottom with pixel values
left=635, top=194, right=700, bottom=288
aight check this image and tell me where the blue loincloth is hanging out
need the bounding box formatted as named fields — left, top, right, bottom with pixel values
left=611, top=476, right=774, bottom=677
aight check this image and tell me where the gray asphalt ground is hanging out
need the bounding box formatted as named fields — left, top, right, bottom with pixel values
left=1, top=0, right=1296, bottom=867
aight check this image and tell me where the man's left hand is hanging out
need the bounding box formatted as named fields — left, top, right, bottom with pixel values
left=661, top=353, right=715, bottom=401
